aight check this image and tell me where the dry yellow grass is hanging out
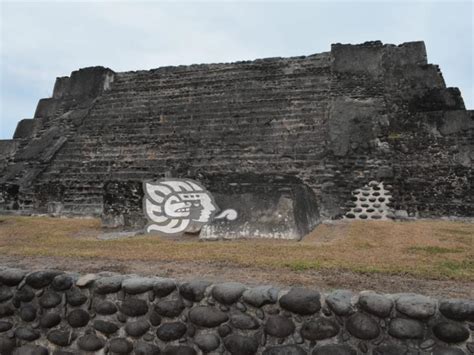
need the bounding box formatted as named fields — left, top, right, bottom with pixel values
left=0, top=215, right=472, bottom=280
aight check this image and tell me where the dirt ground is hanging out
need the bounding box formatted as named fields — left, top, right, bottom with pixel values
left=0, top=216, right=472, bottom=299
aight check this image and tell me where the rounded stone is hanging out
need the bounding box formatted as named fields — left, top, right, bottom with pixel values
left=218, top=324, right=232, bottom=337
left=0, top=287, right=13, bottom=303
left=13, top=345, right=49, bottom=355
left=77, top=334, right=105, bottom=352
left=358, top=292, right=393, bottom=317
left=134, top=341, right=161, bottom=355
left=94, top=275, right=123, bottom=294
left=14, top=286, right=35, bottom=303
left=67, top=309, right=90, bottom=328
left=125, top=319, right=150, bottom=337
left=14, top=326, right=40, bottom=341
left=122, top=277, right=156, bottom=294
left=224, top=334, right=259, bottom=355
left=0, top=303, right=14, bottom=317
left=153, top=278, right=176, bottom=297
left=346, top=313, right=380, bottom=340
left=25, top=270, right=63, bottom=289
left=0, top=336, right=16, bottom=355
left=388, top=318, right=424, bottom=339
left=433, top=322, right=469, bottom=343
left=51, top=274, right=75, bottom=291
left=230, top=312, right=259, bottom=330
left=279, top=288, right=321, bottom=315
left=265, top=315, right=295, bottom=338
left=109, top=337, right=133, bottom=354
left=155, top=297, right=185, bottom=317
left=119, top=298, right=148, bottom=317
left=439, top=299, right=474, bottom=321
left=212, top=282, right=246, bottom=305
left=372, top=345, right=414, bottom=355
left=264, top=345, right=307, bottom=355
left=40, top=312, right=61, bottom=328
left=163, top=345, right=197, bottom=355
left=39, top=291, right=62, bottom=308
left=0, top=321, right=13, bottom=333
left=243, top=286, right=279, bottom=307
left=312, top=344, right=357, bottom=355
left=432, top=347, right=466, bottom=355
left=94, top=300, right=118, bottom=315
left=65, top=287, right=87, bottom=306
left=179, top=280, right=211, bottom=302
left=395, top=294, right=436, bottom=319
left=189, top=306, right=229, bottom=327
left=47, top=329, right=72, bottom=346
left=300, top=317, right=340, bottom=340
left=326, top=290, right=354, bottom=316
left=20, top=304, right=37, bottom=322
left=195, top=333, right=220, bottom=352
left=156, top=322, right=187, bottom=341
left=150, top=310, right=162, bottom=326
left=93, top=320, right=119, bottom=335
left=0, top=268, right=26, bottom=286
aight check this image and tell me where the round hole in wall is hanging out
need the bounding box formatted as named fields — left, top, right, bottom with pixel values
left=346, top=213, right=355, bottom=219
left=369, top=197, right=376, bottom=202
left=374, top=203, right=381, bottom=208
left=371, top=214, right=382, bottom=219
left=354, top=208, right=363, bottom=213
left=361, top=203, right=370, bottom=208
left=366, top=208, right=375, bottom=213
left=360, top=197, right=367, bottom=202
left=359, top=213, right=368, bottom=219
left=362, top=192, right=370, bottom=196
left=372, top=192, right=380, bottom=196
left=378, top=197, right=386, bottom=202
left=373, top=186, right=381, bottom=191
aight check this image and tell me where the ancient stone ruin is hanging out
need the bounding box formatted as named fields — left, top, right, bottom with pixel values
left=1, top=41, right=473, bottom=239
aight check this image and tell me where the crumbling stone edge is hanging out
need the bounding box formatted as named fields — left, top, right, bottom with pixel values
left=0, top=267, right=472, bottom=355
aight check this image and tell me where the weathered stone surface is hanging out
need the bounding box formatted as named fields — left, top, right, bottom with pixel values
left=14, top=326, right=40, bottom=341
left=439, top=299, right=474, bottom=321
left=125, top=319, right=150, bottom=337
left=265, top=315, right=295, bottom=338
left=155, top=297, right=184, bottom=317
left=94, top=300, right=117, bottom=315
left=395, top=294, right=436, bottom=319
left=109, top=337, right=133, bottom=354
left=77, top=334, right=105, bottom=351
left=300, top=317, right=340, bottom=340
left=47, top=329, right=72, bottom=346
left=346, top=313, right=380, bottom=339
left=432, top=347, right=466, bottom=355
left=0, top=321, right=12, bottom=332
left=433, top=322, right=470, bottom=343
left=122, top=277, right=156, bottom=294
left=372, top=345, right=416, bottom=355
left=358, top=292, right=393, bottom=317
left=39, top=291, right=62, bottom=308
left=153, top=278, right=176, bottom=297
left=119, top=298, right=148, bottom=317
left=243, top=286, right=279, bottom=307
left=65, top=287, right=87, bottom=306
left=51, top=274, right=75, bottom=291
left=25, top=271, right=63, bottom=289
left=230, top=312, right=259, bottom=329
left=179, top=280, right=211, bottom=302
left=0, top=268, right=26, bottom=286
left=224, top=334, right=259, bottom=355
left=279, top=288, right=321, bottom=315
left=40, top=312, right=61, bottom=328
left=194, top=333, right=220, bottom=352
left=0, top=303, right=14, bottom=317
left=19, top=304, right=37, bottom=322
left=14, top=286, right=35, bottom=303
left=326, top=289, right=354, bottom=315
left=67, top=309, right=90, bottom=328
left=163, top=345, right=197, bottom=355
left=134, top=341, right=161, bottom=355
left=94, top=275, right=123, bottom=294
left=0, top=287, right=13, bottom=303
left=212, top=282, right=246, bottom=305
left=189, top=306, right=228, bottom=327
left=93, top=320, right=119, bottom=334
left=13, top=345, right=49, bottom=355
left=0, top=336, right=15, bottom=355
left=388, top=318, right=424, bottom=339
left=264, top=345, right=307, bottom=355
left=312, top=344, right=357, bottom=355
left=156, top=322, right=187, bottom=341
left=149, top=310, right=162, bottom=326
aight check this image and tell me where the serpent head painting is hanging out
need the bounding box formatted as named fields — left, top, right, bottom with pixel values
left=143, top=179, right=237, bottom=235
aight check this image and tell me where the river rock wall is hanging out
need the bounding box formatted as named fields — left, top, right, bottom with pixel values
left=0, top=267, right=473, bottom=354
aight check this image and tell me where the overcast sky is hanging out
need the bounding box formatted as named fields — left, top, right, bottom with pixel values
left=1, top=0, right=472, bottom=139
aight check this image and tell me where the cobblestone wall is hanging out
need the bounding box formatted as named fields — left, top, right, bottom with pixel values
left=0, top=267, right=473, bottom=354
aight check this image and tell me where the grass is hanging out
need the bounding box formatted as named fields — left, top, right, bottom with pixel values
left=0, top=216, right=472, bottom=281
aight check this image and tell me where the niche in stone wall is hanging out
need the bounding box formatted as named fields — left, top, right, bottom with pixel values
left=345, top=181, right=393, bottom=220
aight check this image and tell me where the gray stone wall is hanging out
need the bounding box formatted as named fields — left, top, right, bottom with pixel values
left=0, top=267, right=472, bottom=354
